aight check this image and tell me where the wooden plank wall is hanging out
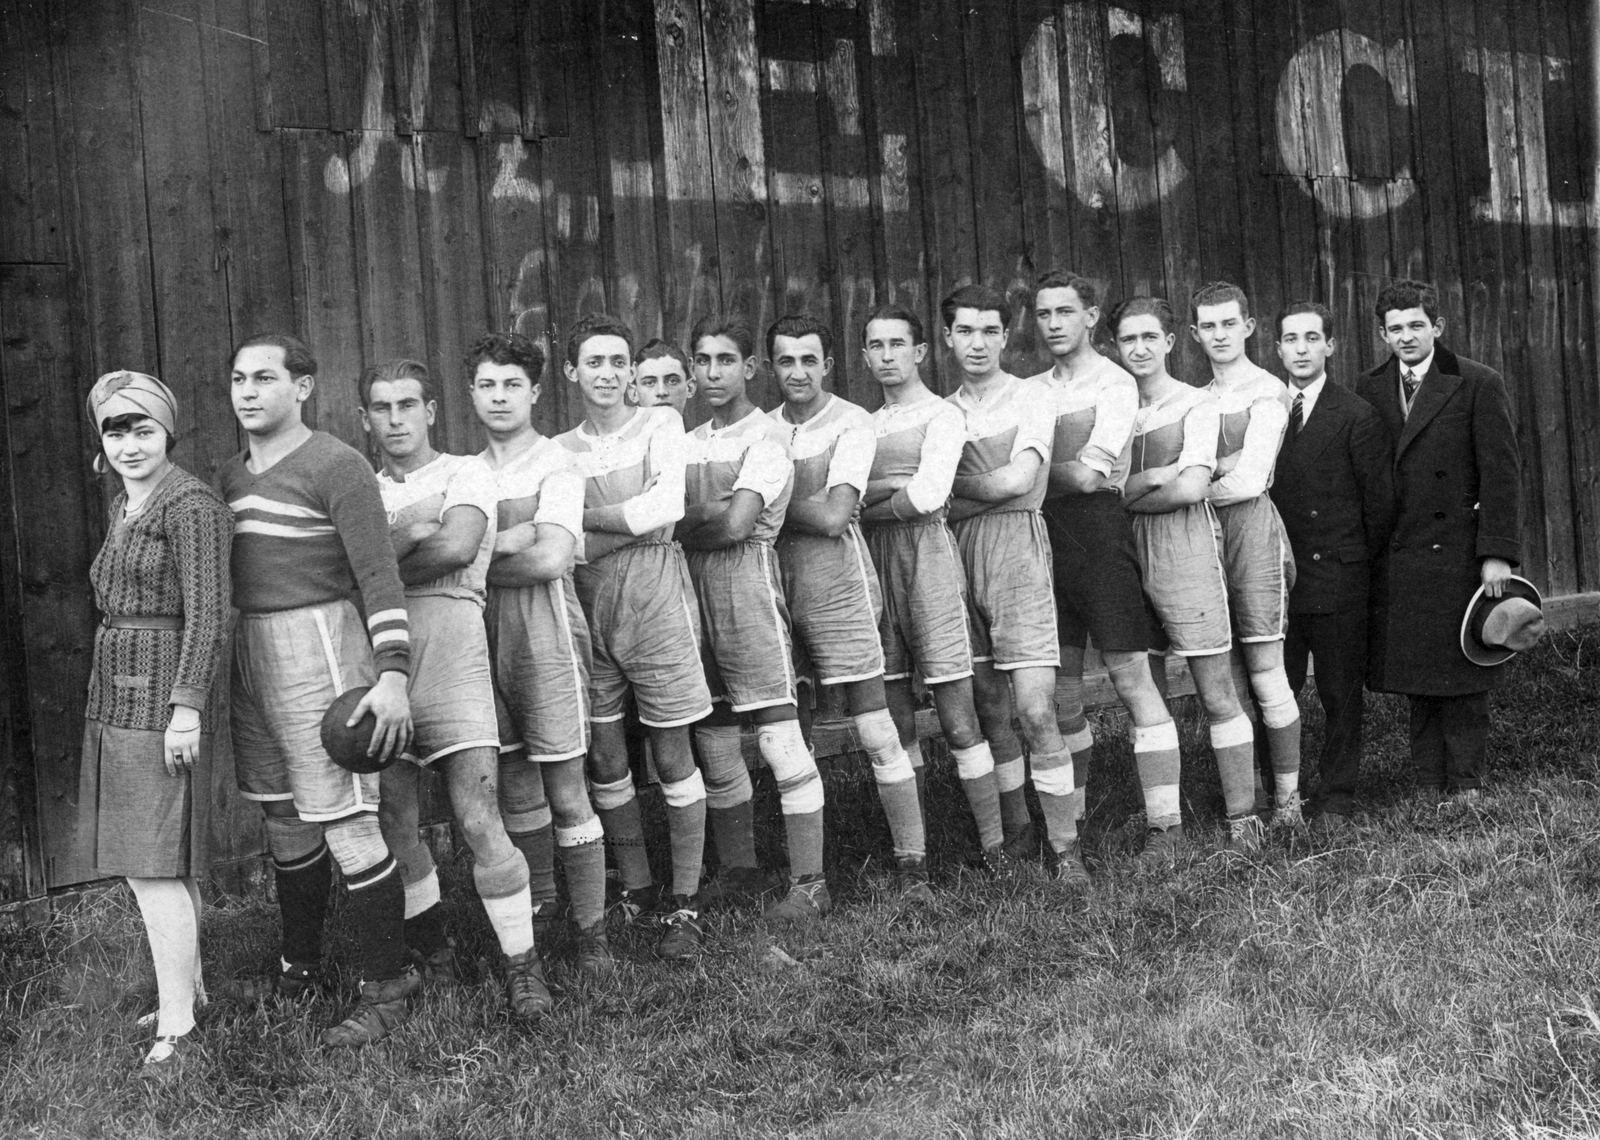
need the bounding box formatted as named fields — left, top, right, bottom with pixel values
left=0, top=0, right=1594, bottom=895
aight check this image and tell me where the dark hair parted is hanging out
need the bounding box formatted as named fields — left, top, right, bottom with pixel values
left=1275, top=301, right=1336, bottom=340
left=1189, top=280, right=1251, bottom=322
left=99, top=412, right=177, bottom=454
left=464, top=332, right=546, bottom=384
left=635, top=338, right=691, bottom=375
left=862, top=303, right=925, bottom=346
left=565, top=313, right=637, bottom=367
left=1033, top=270, right=1102, bottom=310
left=940, top=284, right=1013, bottom=331
left=1110, top=296, right=1177, bottom=337
left=359, top=358, right=437, bottom=406
left=765, top=314, right=833, bottom=361
left=690, top=314, right=757, bottom=360
left=1374, top=279, right=1440, bottom=325
left=232, top=332, right=318, bottom=378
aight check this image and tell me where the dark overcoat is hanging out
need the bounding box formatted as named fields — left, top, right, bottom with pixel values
left=1270, top=382, right=1395, bottom=616
left=1355, top=344, right=1521, bottom=695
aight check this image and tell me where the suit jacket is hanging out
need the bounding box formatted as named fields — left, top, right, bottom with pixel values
left=1355, top=344, right=1521, bottom=695
left=1270, top=381, right=1395, bottom=615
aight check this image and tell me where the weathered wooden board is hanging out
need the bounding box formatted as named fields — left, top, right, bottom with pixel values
left=4, top=0, right=1598, bottom=894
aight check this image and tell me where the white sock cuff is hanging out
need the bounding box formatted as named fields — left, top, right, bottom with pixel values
left=590, top=775, right=637, bottom=811
left=403, top=869, right=441, bottom=919
left=502, top=805, right=552, bottom=835
left=1133, top=720, right=1180, bottom=753
left=993, top=756, right=1026, bottom=793
left=1064, top=725, right=1094, bottom=754
left=1209, top=713, right=1254, bottom=749
left=870, top=750, right=916, bottom=786
left=661, top=769, right=707, bottom=808
left=951, top=742, right=995, bottom=780
left=556, top=816, right=605, bottom=847
left=480, top=887, right=535, bottom=957
left=776, top=769, right=825, bottom=815
left=1030, top=750, right=1075, bottom=797
left=1145, top=784, right=1181, bottom=820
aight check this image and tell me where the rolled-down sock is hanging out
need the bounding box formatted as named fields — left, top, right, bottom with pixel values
left=1251, top=666, right=1303, bottom=805
left=854, top=708, right=925, bottom=861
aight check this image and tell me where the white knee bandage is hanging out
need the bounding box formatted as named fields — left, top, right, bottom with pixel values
left=757, top=722, right=825, bottom=815
left=951, top=742, right=995, bottom=780
left=555, top=816, right=605, bottom=847
left=265, top=816, right=324, bottom=864
left=1250, top=668, right=1300, bottom=729
left=661, top=770, right=707, bottom=808
left=589, top=775, right=637, bottom=812
left=323, top=814, right=389, bottom=877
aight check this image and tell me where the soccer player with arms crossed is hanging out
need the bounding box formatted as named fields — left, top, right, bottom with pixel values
left=765, top=314, right=930, bottom=900
left=1191, top=282, right=1302, bottom=841
left=360, top=358, right=551, bottom=1017
left=681, top=316, right=829, bottom=923
left=221, top=334, right=417, bottom=1046
left=555, top=315, right=714, bottom=959
left=1115, top=300, right=1259, bottom=859
left=1030, top=272, right=1178, bottom=876
left=939, top=285, right=1082, bottom=881
left=857, top=305, right=1008, bottom=866
left=470, top=333, right=613, bottom=979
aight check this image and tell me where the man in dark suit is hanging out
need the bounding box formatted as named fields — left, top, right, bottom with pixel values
left=1355, top=280, right=1521, bottom=802
left=1270, top=302, right=1394, bottom=833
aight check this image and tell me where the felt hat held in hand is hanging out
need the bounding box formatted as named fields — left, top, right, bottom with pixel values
left=1460, top=575, right=1546, bottom=667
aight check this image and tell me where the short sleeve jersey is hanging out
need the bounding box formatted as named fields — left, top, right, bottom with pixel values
left=946, top=373, right=1055, bottom=515
left=1130, top=383, right=1221, bottom=476
left=1208, top=362, right=1291, bottom=502
left=868, top=396, right=966, bottom=521
left=378, top=452, right=499, bottom=606
left=686, top=408, right=793, bottom=544
left=1029, top=354, right=1140, bottom=493
left=768, top=394, right=876, bottom=504
left=555, top=406, right=688, bottom=546
left=479, top=435, right=585, bottom=546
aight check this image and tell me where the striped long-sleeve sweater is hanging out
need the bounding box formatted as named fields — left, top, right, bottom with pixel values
left=217, top=431, right=410, bottom=674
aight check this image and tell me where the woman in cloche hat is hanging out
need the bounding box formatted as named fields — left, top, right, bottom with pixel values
left=78, top=371, right=233, bottom=1071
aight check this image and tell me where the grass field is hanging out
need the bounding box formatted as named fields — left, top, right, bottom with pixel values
left=4, top=631, right=1600, bottom=1139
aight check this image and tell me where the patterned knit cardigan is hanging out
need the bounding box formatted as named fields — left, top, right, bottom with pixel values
left=86, top=466, right=234, bottom=733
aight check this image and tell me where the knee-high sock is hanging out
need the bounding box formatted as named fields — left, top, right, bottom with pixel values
left=991, top=737, right=1030, bottom=838
left=556, top=816, right=607, bottom=932
left=854, top=708, right=925, bottom=860
left=950, top=742, right=1004, bottom=849
left=326, top=815, right=407, bottom=982
left=1029, top=746, right=1078, bottom=855
left=265, top=816, right=330, bottom=968
left=757, top=721, right=825, bottom=880
left=1209, top=714, right=1258, bottom=818
left=474, top=847, right=534, bottom=957
left=660, top=770, right=708, bottom=898
left=499, top=757, right=557, bottom=910
left=1134, top=720, right=1182, bottom=829
left=1057, top=676, right=1094, bottom=827
left=1230, top=652, right=1267, bottom=797
left=1250, top=666, right=1303, bottom=805
left=590, top=774, right=653, bottom=891
left=697, top=725, right=758, bottom=871
left=127, top=877, right=200, bottom=1038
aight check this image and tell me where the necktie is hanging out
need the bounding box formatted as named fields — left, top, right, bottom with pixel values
left=1289, top=393, right=1304, bottom=439
left=1403, top=368, right=1421, bottom=409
